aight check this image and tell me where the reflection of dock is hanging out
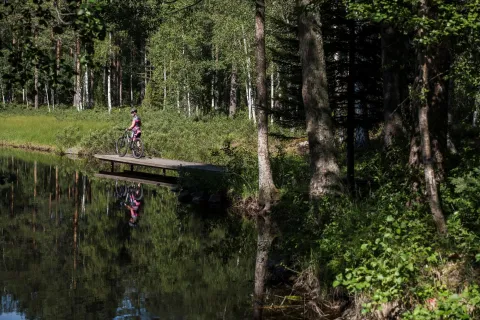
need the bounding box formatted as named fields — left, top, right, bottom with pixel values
left=94, top=154, right=225, bottom=174
left=95, top=171, right=178, bottom=189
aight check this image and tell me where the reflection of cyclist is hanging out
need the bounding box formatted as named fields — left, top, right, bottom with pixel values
left=124, top=183, right=143, bottom=227
left=126, top=108, right=141, bottom=141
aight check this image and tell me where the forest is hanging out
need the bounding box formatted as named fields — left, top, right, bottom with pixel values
left=0, top=0, right=479, bottom=319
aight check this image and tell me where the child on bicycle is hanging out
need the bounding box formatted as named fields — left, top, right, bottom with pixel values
left=126, top=108, right=142, bottom=141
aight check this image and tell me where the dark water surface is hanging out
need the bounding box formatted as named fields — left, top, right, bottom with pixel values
left=0, top=148, right=257, bottom=320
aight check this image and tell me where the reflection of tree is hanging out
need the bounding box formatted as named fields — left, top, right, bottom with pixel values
left=0, top=149, right=258, bottom=319
left=125, top=189, right=257, bottom=318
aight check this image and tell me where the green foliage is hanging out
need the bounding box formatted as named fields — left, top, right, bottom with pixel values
left=403, top=286, right=480, bottom=320
left=348, top=0, right=480, bottom=45
left=333, top=213, right=437, bottom=311
left=444, top=167, right=480, bottom=232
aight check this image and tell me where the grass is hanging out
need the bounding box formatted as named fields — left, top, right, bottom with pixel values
left=0, top=113, right=110, bottom=148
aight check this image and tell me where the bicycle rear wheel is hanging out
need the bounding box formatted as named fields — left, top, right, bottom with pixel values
left=132, top=139, right=144, bottom=159
left=116, top=136, right=128, bottom=157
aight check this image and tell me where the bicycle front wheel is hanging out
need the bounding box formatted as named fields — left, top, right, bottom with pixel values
left=132, top=139, right=144, bottom=159
left=116, top=136, right=128, bottom=157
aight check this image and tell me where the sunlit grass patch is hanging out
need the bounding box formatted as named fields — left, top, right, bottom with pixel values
left=0, top=114, right=110, bottom=148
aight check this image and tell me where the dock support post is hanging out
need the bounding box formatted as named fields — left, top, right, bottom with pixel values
left=163, top=168, right=166, bottom=176
left=130, top=164, right=134, bottom=172
left=110, top=161, right=114, bottom=172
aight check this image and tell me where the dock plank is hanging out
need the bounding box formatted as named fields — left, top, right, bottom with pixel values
left=94, top=154, right=225, bottom=173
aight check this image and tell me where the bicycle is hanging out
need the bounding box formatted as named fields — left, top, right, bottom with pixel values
left=115, top=130, right=144, bottom=158
left=114, top=180, right=144, bottom=202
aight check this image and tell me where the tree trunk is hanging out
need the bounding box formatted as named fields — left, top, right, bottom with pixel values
left=144, top=45, right=148, bottom=100
left=84, top=65, right=89, bottom=109
left=55, top=37, right=61, bottom=106
left=107, top=32, right=112, bottom=114
left=417, top=0, right=447, bottom=235
left=474, top=107, right=478, bottom=127
left=382, top=25, right=405, bottom=148
left=131, top=72, right=134, bottom=106
left=0, top=76, right=5, bottom=107
left=119, top=56, right=123, bottom=106
left=163, top=61, right=167, bottom=110
left=34, top=29, right=39, bottom=110
left=270, top=66, right=274, bottom=124
left=56, top=38, right=61, bottom=77
left=298, top=0, right=342, bottom=198
left=255, top=0, right=277, bottom=208
left=176, top=89, right=180, bottom=111
left=243, top=24, right=256, bottom=123
left=211, top=45, right=216, bottom=111
left=187, top=87, right=191, bottom=117
left=90, top=68, right=94, bottom=107
left=229, top=64, right=238, bottom=118
left=45, top=84, right=50, bottom=112
left=74, top=36, right=82, bottom=111
left=215, top=45, right=219, bottom=110
left=34, top=66, right=39, bottom=109
left=346, top=19, right=356, bottom=192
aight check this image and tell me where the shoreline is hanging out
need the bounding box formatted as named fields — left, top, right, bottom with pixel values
left=0, top=141, right=57, bottom=153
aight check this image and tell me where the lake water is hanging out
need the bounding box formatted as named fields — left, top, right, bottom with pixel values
left=0, top=148, right=258, bottom=319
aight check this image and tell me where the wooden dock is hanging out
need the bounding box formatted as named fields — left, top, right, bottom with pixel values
left=94, top=154, right=225, bottom=173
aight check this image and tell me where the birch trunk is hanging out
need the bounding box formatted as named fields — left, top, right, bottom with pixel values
left=187, top=87, right=191, bottom=117
left=34, top=65, right=39, bottom=109
left=298, top=0, right=342, bottom=197
left=84, top=65, right=89, bottom=109
left=215, top=45, right=219, bottom=110
left=229, top=64, right=238, bottom=118
left=270, top=67, right=274, bottom=124
left=163, top=61, right=167, bottom=109
left=144, top=46, right=148, bottom=99
left=119, top=56, right=122, bottom=106
left=245, top=80, right=252, bottom=119
left=45, top=84, right=50, bottom=112
left=255, top=0, right=277, bottom=208
left=107, top=32, right=112, bottom=114
left=176, top=90, right=180, bottom=112
left=34, top=30, right=39, bottom=110
left=211, top=46, right=216, bottom=111
left=74, top=36, right=82, bottom=111
left=130, top=73, right=134, bottom=106
left=0, top=76, right=5, bottom=107
left=243, top=25, right=256, bottom=123
left=55, top=37, right=61, bottom=108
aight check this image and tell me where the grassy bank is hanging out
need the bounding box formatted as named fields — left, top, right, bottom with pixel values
left=0, top=107, right=259, bottom=158
left=0, top=110, right=112, bottom=150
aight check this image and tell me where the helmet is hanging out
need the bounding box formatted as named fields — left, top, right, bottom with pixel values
left=130, top=108, right=137, bottom=114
